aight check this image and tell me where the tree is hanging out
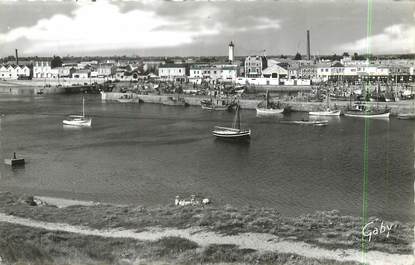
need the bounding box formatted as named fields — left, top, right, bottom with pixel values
left=342, top=52, right=350, bottom=57
left=294, top=52, right=302, bottom=60
left=51, top=56, right=63, bottom=68
left=331, top=54, right=342, bottom=61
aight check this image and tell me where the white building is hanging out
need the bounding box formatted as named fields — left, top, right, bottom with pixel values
left=244, top=56, right=267, bottom=78
left=0, top=65, right=30, bottom=80
left=71, top=70, right=90, bottom=79
left=33, top=61, right=54, bottom=79
left=96, top=64, right=116, bottom=77
left=189, top=64, right=238, bottom=83
left=158, top=64, right=187, bottom=81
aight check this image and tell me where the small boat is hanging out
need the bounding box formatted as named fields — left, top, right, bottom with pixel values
left=344, top=103, right=390, bottom=118
left=309, top=93, right=341, bottom=116
left=256, top=90, right=284, bottom=116
left=4, top=152, right=25, bottom=166
left=201, top=98, right=232, bottom=111
left=309, top=109, right=341, bottom=116
left=117, top=94, right=140, bottom=103
left=63, top=96, right=92, bottom=127
left=162, top=95, right=188, bottom=106
left=280, top=119, right=328, bottom=126
left=212, top=104, right=251, bottom=139
left=397, top=113, right=415, bottom=120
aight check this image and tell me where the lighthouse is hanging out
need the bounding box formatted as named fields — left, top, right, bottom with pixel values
left=228, top=41, right=234, bottom=63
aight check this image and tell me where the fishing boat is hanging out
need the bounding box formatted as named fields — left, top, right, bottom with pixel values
left=280, top=119, right=328, bottom=126
left=62, top=96, right=92, bottom=127
left=117, top=94, right=140, bottom=103
left=256, top=90, right=284, bottom=116
left=162, top=95, right=188, bottom=106
left=212, top=104, right=251, bottom=139
left=201, top=98, right=232, bottom=111
left=344, top=103, right=390, bottom=118
left=309, top=92, right=341, bottom=116
left=397, top=113, right=415, bottom=120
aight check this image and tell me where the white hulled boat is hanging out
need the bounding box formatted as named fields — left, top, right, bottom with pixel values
left=309, top=91, right=341, bottom=116
left=256, top=90, right=284, bottom=115
left=63, top=96, right=92, bottom=127
left=212, top=104, right=251, bottom=139
left=344, top=103, right=390, bottom=118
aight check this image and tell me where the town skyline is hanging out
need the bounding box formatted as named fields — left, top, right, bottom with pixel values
left=0, top=0, right=414, bottom=58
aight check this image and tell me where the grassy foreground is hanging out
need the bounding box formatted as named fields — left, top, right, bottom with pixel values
left=0, top=192, right=412, bottom=265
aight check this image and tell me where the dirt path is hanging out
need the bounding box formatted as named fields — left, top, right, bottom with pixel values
left=0, top=212, right=412, bottom=265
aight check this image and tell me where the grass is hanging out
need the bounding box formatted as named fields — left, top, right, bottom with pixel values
left=0, top=192, right=412, bottom=256
left=0, top=222, right=362, bottom=265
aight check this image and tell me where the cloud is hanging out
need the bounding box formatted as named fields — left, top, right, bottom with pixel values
left=0, top=1, right=221, bottom=55
left=339, top=23, right=415, bottom=54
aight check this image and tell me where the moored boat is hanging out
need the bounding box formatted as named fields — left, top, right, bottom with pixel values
left=162, top=95, right=188, bottom=106
left=280, top=119, right=328, bottom=126
left=309, top=109, right=341, bottom=116
left=256, top=90, right=284, bottom=116
left=201, top=98, right=232, bottom=111
left=62, top=96, right=92, bottom=127
left=212, top=104, right=251, bottom=139
left=397, top=113, right=415, bottom=120
left=344, top=103, right=390, bottom=118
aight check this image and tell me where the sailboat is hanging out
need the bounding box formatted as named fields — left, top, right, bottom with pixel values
left=256, top=89, right=284, bottom=115
left=212, top=104, right=251, bottom=139
left=63, top=96, right=92, bottom=127
left=309, top=90, right=341, bottom=116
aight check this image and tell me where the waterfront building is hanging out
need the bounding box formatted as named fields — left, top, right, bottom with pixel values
left=33, top=61, right=54, bottom=79
left=261, top=64, right=288, bottom=80
left=244, top=56, right=267, bottom=78
left=96, top=64, right=116, bottom=78
left=54, top=66, right=74, bottom=78
left=71, top=69, right=90, bottom=79
left=189, top=64, right=238, bottom=83
left=158, top=64, right=188, bottom=82
left=0, top=65, right=30, bottom=80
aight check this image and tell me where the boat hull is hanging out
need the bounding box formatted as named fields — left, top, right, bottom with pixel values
left=344, top=112, right=390, bottom=118
left=117, top=99, right=140, bottom=103
left=4, top=158, right=25, bottom=166
left=202, top=104, right=230, bottom=111
left=212, top=129, right=251, bottom=139
left=281, top=120, right=328, bottom=126
left=256, top=108, right=284, bottom=115
left=62, top=119, right=92, bottom=127
left=309, top=110, right=341, bottom=116
left=397, top=113, right=415, bottom=120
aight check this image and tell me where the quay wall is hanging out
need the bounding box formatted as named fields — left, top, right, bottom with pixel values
left=101, top=92, right=413, bottom=115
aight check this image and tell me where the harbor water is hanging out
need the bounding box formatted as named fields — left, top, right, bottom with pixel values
left=0, top=94, right=413, bottom=222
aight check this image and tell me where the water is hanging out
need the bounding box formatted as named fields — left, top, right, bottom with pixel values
left=0, top=94, right=413, bottom=222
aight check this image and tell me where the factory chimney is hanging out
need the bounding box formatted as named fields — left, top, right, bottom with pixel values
left=15, top=49, right=19, bottom=65
left=306, top=30, right=311, bottom=60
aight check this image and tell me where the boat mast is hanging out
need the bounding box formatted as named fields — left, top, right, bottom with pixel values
left=83, top=97, right=85, bottom=117
left=266, top=89, right=269, bottom=109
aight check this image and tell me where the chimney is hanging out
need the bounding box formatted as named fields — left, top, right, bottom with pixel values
left=306, top=30, right=311, bottom=60
left=15, top=49, right=19, bottom=65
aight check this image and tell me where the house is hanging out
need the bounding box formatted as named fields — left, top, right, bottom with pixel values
left=33, top=61, right=54, bottom=79
left=244, top=56, right=267, bottom=78
left=71, top=69, right=90, bottom=79
left=158, top=64, right=187, bottom=81
left=96, top=64, right=116, bottom=77
left=261, top=64, right=288, bottom=79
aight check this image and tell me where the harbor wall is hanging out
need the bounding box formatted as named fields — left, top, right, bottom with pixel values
left=101, top=92, right=413, bottom=115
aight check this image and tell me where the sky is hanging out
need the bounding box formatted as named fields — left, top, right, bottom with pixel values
left=0, top=0, right=414, bottom=57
